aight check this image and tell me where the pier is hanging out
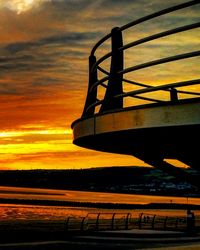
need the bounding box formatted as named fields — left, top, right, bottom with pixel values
left=72, top=0, right=200, bottom=188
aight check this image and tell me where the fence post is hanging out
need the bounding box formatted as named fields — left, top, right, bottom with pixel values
left=164, top=216, right=168, bottom=230
left=138, top=213, right=143, bottom=229
left=82, top=55, right=98, bottom=117
left=152, top=215, right=156, bottom=229
left=111, top=213, right=116, bottom=230
left=175, top=217, right=179, bottom=229
left=66, top=217, right=70, bottom=231
left=125, top=213, right=131, bottom=230
left=81, top=217, right=87, bottom=231
left=170, top=87, right=178, bottom=102
left=100, top=27, right=124, bottom=113
left=96, top=213, right=101, bottom=231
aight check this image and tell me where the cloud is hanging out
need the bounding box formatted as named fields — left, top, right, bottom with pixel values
left=0, top=89, right=85, bottom=131
left=0, top=0, right=53, bottom=14
left=5, top=32, right=100, bottom=54
left=0, top=0, right=199, bottom=170
left=0, top=31, right=99, bottom=75
left=0, top=29, right=98, bottom=98
left=0, top=83, right=18, bottom=95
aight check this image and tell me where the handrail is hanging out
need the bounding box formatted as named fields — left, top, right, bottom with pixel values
left=97, top=65, right=109, bottom=76
left=90, top=0, right=199, bottom=56
left=119, top=51, right=200, bottom=76
left=85, top=79, right=200, bottom=113
left=122, top=78, right=152, bottom=88
left=66, top=212, right=193, bottom=232
left=177, top=90, right=200, bottom=96
left=120, top=22, right=200, bottom=53
left=81, top=0, right=200, bottom=118
left=90, top=51, right=200, bottom=93
left=91, top=33, right=112, bottom=56
left=89, top=76, right=109, bottom=93
left=92, top=52, right=112, bottom=73
left=116, top=79, right=200, bottom=99
left=91, top=22, right=200, bottom=73
left=120, top=0, right=199, bottom=32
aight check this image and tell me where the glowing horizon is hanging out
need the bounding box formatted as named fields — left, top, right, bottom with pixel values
left=0, top=0, right=199, bottom=170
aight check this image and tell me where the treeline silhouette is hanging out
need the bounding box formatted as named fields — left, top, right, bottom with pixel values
left=0, top=167, right=199, bottom=196
left=0, top=166, right=150, bottom=189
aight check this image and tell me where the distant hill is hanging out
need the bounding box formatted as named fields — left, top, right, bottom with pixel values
left=0, top=166, right=199, bottom=196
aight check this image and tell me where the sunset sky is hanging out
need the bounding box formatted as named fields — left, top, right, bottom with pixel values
left=0, top=0, right=199, bottom=170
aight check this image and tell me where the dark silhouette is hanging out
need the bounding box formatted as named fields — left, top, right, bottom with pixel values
left=0, top=168, right=199, bottom=196
left=71, top=0, right=200, bottom=190
left=186, top=209, right=195, bottom=234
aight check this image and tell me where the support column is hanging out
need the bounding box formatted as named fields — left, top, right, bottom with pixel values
left=144, top=158, right=200, bottom=190
left=100, top=27, right=124, bottom=113
left=82, top=55, right=98, bottom=117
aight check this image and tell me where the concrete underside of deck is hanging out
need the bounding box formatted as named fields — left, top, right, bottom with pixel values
left=72, top=99, right=200, bottom=172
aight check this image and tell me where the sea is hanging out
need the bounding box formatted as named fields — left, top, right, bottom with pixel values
left=0, top=186, right=200, bottom=221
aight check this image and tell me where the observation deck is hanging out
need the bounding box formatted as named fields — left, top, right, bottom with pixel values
left=71, top=1, right=200, bottom=186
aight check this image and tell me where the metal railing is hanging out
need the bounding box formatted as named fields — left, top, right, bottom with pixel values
left=81, top=0, right=200, bottom=118
left=66, top=212, right=132, bottom=231
left=66, top=212, right=200, bottom=232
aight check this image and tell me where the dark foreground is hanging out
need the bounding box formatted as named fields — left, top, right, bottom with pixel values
left=1, top=230, right=200, bottom=250
left=1, top=220, right=200, bottom=250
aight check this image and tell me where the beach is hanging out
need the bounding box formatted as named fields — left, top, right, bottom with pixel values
left=1, top=186, right=200, bottom=249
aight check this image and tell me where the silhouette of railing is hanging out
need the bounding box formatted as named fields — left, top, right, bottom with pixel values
left=66, top=212, right=132, bottom=231
left=66, top=212, right=200, bottom=232
left=81, top=0, right=200, bottom=118
left=138, top=213, right=187, bottom=231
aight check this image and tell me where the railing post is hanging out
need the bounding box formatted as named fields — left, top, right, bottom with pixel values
left=175, top=217, right=179, bottom=229
left=66, top=217, right=70, bottom=231
left=170, top=87, right=178, bottom=102
left=100, top=27, right=124, bottom=113
left=164, top=216, right=168, bottom=230
left=111, top=213, right=116, bottom=230
left=125, top=213, right=131, bottom=230
left=82, top=55, right=98, bottom=117
left=138, top=213, right=143, bottom=229
left=152, top=215, right=156, bottom=229
left=81, top=216, right=87, bottom=231
left=95, top=213, right=101, bottom=231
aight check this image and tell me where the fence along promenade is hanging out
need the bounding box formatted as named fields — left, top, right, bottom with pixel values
left=71, top=0, right=200, bottom=188
left=66, top=212, right=200, bottom=232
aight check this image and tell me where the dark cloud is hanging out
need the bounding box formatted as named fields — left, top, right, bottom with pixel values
left=0, top=83, right=17, bottom=95
left=0, top=31, right=100, bottom=81
left=0, top=0, right=199, bottom=170
left=0, top=30, right=99, bottom=95
left=5, top=31, right=101, bottom=54
left=32, top=77, right=62, bottom=87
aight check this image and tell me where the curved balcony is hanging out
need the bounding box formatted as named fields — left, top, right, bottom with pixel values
left=71, top=0, right=200, bottom=183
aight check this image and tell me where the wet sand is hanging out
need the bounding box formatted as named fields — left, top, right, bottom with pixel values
left=1, top=215, right=200, bottom=250
left=0, top=187, right=200, bottom=249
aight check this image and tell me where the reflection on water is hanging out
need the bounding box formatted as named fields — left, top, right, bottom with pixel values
left=0, top=186, right=200, bottom=221
left=1, top=186, right=200, bottom=205
left=0, top=204, right=94, bottom=221
left=2, top=203, right=200, bottom=221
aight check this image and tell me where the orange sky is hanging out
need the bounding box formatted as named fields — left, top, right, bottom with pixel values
left=0, top=0, right=199, bottom=170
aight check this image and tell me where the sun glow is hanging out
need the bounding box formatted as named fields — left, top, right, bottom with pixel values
left=0, top=128, right=72, bottom=138
left=0, top=127, right=75, bottom=169
left=2, top=0, right=46, bottom=14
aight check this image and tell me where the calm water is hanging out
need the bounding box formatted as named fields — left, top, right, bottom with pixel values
left=0, top=186, right=200, bottom=221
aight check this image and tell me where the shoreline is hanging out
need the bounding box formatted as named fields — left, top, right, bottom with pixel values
left=1, top=198, right=200, bottom=210
left=1, top=184, right=200, bottom=198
